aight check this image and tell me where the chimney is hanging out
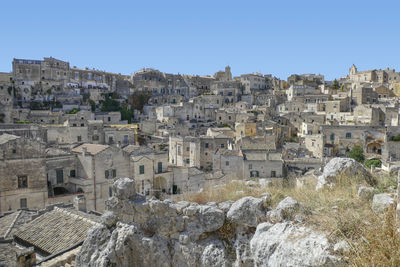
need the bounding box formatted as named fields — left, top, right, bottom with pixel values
left=74, top=195, right=87, bottom=212
left=16, top=247, right=36, bottom=267
left=82, top=147, right=87, bottom=156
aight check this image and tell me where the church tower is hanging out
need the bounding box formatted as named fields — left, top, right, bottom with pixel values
left=349, top=64, right=357, bottom=76
left=225, top=66, right=232, bottom=81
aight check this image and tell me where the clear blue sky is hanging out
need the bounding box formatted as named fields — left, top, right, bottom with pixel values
left=1, top=0, right=399, bottom=80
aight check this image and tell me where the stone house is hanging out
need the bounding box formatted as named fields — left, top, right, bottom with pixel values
left=321, top=125, right=385, bottom=157
left=104, top=126, right=135, bottom=146
left=71, top=144, right=130, bottom=212
left=123, top=146, right=169, bottom=196
left=243, top=150, right=283, bottom=179
left=353, top=105, right=385, bottom=126
left=304, top=134, right=324, bottom=158
left=213, top=149, right=244, bottom=179
left=235, top=122, right=257, bottom=138
left=169, top=136, right=200, bottom=168
left=199, top=135, right=233, bottom=171
left=352, top=87, right=378, bottom=105
left=94, top=111, right=122, bottom=124
left=0, top=134, right=47, bottom=214
left=45, top=147, right=78, bottom=198
left=381, top=127, right=400, bottom=170
left=374, top=85, right=395, bottom=99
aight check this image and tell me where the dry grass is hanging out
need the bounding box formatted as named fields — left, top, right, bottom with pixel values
left=175, top=172, right=400, bottom=266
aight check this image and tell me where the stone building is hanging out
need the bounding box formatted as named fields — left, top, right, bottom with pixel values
left=169, top=136, right=200, bottom=168
left=0, top=72, right=13, bottom=123
left=348, top=64, right=400, bottom=83
left=321, top=125, right=385, bottom=157
left=352, top=87, right=378, bottom=105
left=71, top=144, right=130, bottom=212
left=123, top=146, right=169, bottom=196
left=353, top=105, right=385, bottom=126
left=12, top=57, right=126, bottom=97
left=0, top=134, right=47, bottom=214
left=239, top=73, right=272, bottom=94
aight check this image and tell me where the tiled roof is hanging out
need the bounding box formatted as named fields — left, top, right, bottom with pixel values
left=14, top=207, right=100, bottom=256
left=0, top=212, right=20, bottom=240
left=71, top=143, right=109, bottom=155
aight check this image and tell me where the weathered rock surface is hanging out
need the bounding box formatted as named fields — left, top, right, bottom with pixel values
left=267, top=197, right=302, bottom=223
left=316, top=158, right=374, bottom=190
left=250, top=222, right=339, bottom=267
left=227, top=196, right=265, bottom=227
left=357, top=186, right=375, bottom=201
left=76, top=178, right=340, bottom=267
left=372, top=193, right=395, bottom=213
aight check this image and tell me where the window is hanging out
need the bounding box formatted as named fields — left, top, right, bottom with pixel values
left=226, top=161, right=229, bottom=166
left=271, top=171, right=276, bottom=178
left=92, top=135, right=99, bottom=141
left=330, top=133, right=335, bottom=141
left=249, top=164, right=253, bottom=170
left=158, top=162, right=162, bottom=173
left=250, top=171, right=259, bottom=178
left=20, top=198, right=27, bottom=209
left=139, top=165, right=145, bottom=174
left=221, top=144, right=225, bottom=148
left=12, top=149, right=16, bottom=154
left=186, top=147, right=190, bottom=152
left=108, top=117, right=111, bottom=122
left=56, top=169, right=64, bottom=184
left=186, top=159, right=190, bottom=164
left=108, top=136, right=114, bottom=144
left=77, top=136, right=82, bottom=142
left=177, top=146, right=181, bottom=156
left=105, top=170, right=109, bottom=179
left=70, top=170, right=76, bottom=177
left=18, top=176, right=28, bottom=188
left=205, top=143, right=209, bottom=148
left=112, top=169, right=117, bottom=178
left=123, top=135, right=129, bottom=144
left=109, top=187, right=113, bottom=197
left=346, top=132, right=351, bottom=139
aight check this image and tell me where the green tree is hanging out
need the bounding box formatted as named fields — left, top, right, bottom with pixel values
left=348, top=145, right=365, bottom=162
left=332, top=79, right=339, bottom=90
left=128, top=91, right=152, bottom=112
left=364, top=159, right=381, bottom=169
left=120, top=106, right=134, bottom=123
left=100, top=95, right=120, bottom=112
left=89, top=100, right=96, bottom=112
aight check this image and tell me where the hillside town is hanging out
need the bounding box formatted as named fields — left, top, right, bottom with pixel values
left=1, top=57, right=400, bottom=266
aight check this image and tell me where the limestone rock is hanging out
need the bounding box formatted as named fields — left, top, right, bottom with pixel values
left=200, top=240, right=228, bottom=267
left=357, top=186, right=375, bottom=201
left=217, top=200, right=233, bottom=213
left=77, top=178, right=341, bottom=267
left=250, top=222, right=339, bottom=266
left=112, top=178, right=136, bottom=200
left=372, top=193, right=395, bottom=213
left=267, top=197, right=301, bottom=223
left=316, top=158, right=374, bottom=190
left=101, top=211, right=118, bottom=228
left=227, top=196, right=265, bottom=227
left=334, top=240, right=350, bottom=253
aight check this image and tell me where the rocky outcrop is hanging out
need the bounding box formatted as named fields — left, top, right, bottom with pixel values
left=76, top=178, right=341, bottom=267
left=316, top=158, right=374, bottom=190
left=357, top=186, right=375, bottom=201
left=250, top=222, right=338, bottom=267
left=372, top=193, right=395, bottom=213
